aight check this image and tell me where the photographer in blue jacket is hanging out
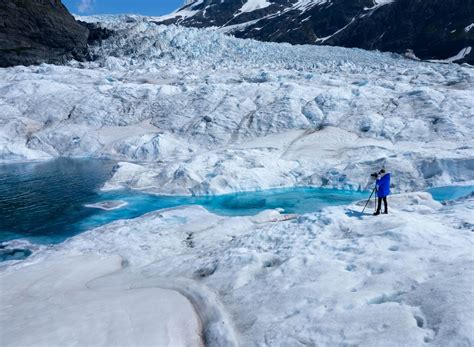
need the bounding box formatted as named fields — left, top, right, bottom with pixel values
left=372, top=169, right=391, bottom=215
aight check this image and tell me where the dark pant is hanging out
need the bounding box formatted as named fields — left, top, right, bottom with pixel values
left=376, top=197, right=388, bottom=213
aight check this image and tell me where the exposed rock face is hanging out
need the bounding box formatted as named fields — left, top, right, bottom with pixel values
left=0, top=0, right=89, bottom=67
left=158, top=0, right=474, bottom=64
left=78, top=21, right=114, bottom=46
left=322, top=0, right=474, bottom=64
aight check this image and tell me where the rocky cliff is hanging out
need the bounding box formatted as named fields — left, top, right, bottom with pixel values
left=0, top=0, right=89, bottom=67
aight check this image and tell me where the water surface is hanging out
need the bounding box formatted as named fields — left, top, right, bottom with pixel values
left=0, top=158, right=116, bottom=243
left=0, top=158, right=368, bottom=245
left=427, top=185, right=474, bottom=202
left=2, top=158, right=472, bottom=256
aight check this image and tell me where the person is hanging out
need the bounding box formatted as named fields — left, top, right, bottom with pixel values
left=374, top=169, right=390, bottom=215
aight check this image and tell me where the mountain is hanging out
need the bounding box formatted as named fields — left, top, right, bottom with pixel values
left=157, top=0, right=474, bottom=64
left=0, top=0, right=112, bottom=67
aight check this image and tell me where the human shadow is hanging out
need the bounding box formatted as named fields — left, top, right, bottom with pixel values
left=345, top=208, right=373, bottom=218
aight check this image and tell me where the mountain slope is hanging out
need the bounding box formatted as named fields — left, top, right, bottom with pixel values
left=157, top=0, right=474, bottom=64
left=0, top=0, right=89, bottom=67
left=0, top=0, right=113, bottom=67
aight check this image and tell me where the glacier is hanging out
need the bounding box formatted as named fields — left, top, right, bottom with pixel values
left=1, top=15, right=474, bottom=347
left=1, top=16, right=473, bottom=194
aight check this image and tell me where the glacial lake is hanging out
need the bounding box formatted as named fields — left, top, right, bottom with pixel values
left=1, top=158, right=472, bottom=249
left=0, top=158, right=370, bottom=246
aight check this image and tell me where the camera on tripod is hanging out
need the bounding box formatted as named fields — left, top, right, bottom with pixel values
left=370, top=168, right=385, bottom=178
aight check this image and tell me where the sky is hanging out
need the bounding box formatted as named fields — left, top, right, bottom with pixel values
left=63, top=0, right=184, bottom=16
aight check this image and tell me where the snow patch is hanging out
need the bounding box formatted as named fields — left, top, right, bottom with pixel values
left=429, top=46, right=472, bottom=63
left=239, top=0, right=271, bottom=13
left=444, top=46, right=472, bottom=63
left=0, top=254, right=203, bottom=346
left=374, top=0, right=394, bottom=5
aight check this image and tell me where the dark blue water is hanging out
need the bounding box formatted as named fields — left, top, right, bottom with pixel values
left=0, top=158, right=116, bottom=244
left=0, top=158, right=369, bottom=246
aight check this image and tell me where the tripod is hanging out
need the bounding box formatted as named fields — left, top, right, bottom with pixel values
left=360, top=186, right=377, bottom=216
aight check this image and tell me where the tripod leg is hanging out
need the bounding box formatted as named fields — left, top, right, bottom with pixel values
left=361, top=187, right=376, bottom=216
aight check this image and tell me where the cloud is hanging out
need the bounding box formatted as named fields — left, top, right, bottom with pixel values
left=78, top=0, right=95, bottom=13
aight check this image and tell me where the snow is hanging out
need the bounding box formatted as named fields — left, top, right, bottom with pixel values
left=165, top=0, right=326, bottom=27
left=465, top=23, right=474, bottom=32
left=317, top=17, right=357, bottom=42
left=429, top=46, right=472, bottom=63
left=155, top=0, right=204, bottom=23
left=364, top=0, right=394, bottom=10
left=373, top=0, right=394, bottom=5
left=2, top=192, right=473, bottom=346
left=239, top=0, right=271, bottom=13
left=0, top=254, right=202, bottom=346
left=293, top=0, right=328, bottom=11
left=426, top=46, right=472, bottom=64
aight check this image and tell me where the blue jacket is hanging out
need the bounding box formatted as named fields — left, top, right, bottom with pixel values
left=376, top=173, right=391, bottom=198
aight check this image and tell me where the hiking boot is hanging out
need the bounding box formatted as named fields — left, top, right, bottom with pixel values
left=373, top=211, right=380, bottom=216
left=383, top=211, right=388, bottom=214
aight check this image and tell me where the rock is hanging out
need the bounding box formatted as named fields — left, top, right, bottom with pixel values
left=78, top=20, right=114, bottom=45
left=324, top=0, right=474, bottom=64
left=0, top=0, right=89, bottom=67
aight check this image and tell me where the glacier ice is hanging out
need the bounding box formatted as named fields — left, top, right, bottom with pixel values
left=0, top=17, right=473, bottom=194
left=84, top=200, right=128, bottom=210
left=1, top=16, right=474, bottom=346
